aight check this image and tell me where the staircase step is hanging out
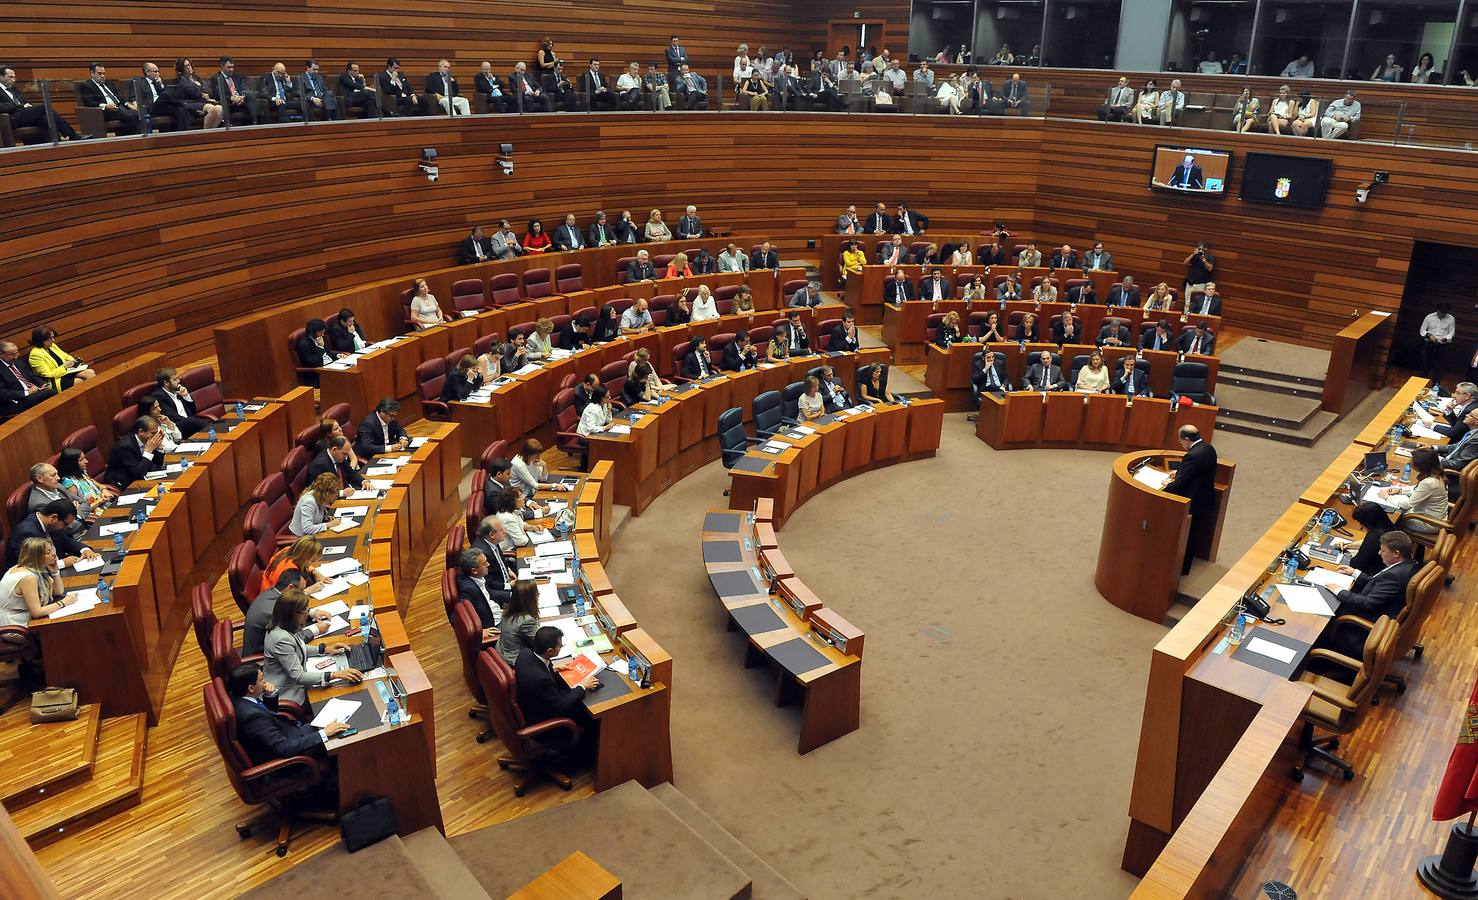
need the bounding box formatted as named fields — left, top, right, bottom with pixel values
left=1213, top=384, right=1323, bottom=429
left=650, top=783, right=805, bottom=899
left=241, top=833, right=442, bottom=900
left=1216, top=370, right=1325, bottom=400
left=1218, top=362, right=1326, bottom=389
left=403, top=826, right=493, bottom=899
left=0, top=703, right=101, bottom=811
left=14, top=713, right=146, bottom=848
left=1217, top=410, right=1341, bottom=447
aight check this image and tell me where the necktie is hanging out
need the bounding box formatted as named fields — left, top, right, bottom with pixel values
left=226, top=76, right=240, bottom=100
left=1192, top=337, right=1200, bottom=354
left=100, top=81, right=118, bottom=104
left=7, top=362, right=33, bottom=394
left=275, top=77, right=285, bottom=100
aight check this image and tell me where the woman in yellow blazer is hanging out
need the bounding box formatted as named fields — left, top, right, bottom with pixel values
left=27, top=327, right=95, bottom=392
left=840, top=240, right=867, bottom=286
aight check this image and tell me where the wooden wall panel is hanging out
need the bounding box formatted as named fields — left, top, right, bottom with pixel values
left=2, top=112, right=1475, bottom=374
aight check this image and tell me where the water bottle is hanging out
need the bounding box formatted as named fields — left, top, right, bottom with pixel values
left=1229, top=613, right=1247, bottom=646
left=235, top=401, right=246, bottom=419
left=1402, top=462, right=1412, bottom=484
left=628, top=658, right=642, bottom=685
left=97, top=577, right=111, bottom=604
left=207, top=425, right=217, bottom=444
left=998, top=297, right=1007, bottom=312
left=576, top=593, right=587, bottom=617
left=1319, top=508, right=1334, bottom=538
left=158, top=480, right=168, bottom=497
left=1169, top=393, right=1179, bottom=413
left=1018, top=338, right=1026, bottom=351
left=386, top=695, right=400, bottom=726
left=1283, top=554, right=1299, bottom=582
left=359, top=610, right=370, bottom=639
left=114, top=533, right=125, bottom=558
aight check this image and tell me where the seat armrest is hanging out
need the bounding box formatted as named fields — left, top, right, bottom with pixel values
left=1398, top=512, right=1452, bottom=531
left=1333, top=614, right=1376, bottom=631
left=240, top=755, right=322, bottom=784
left=517, top=716, right=580, bottom=750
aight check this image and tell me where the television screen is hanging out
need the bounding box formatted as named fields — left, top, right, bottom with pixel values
left=1149, top=145, right=1230, bottom=195
left=1239, top=152, right=1333, bottom=208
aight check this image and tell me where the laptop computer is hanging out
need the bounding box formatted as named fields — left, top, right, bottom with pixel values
left=1361, top=451, right=1388, bottom=475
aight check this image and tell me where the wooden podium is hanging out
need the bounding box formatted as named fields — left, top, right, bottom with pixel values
left=1095, top=450, right=1235, bottom=622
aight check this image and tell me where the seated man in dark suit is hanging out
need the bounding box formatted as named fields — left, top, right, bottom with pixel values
left=783, top=310, right=810, bottom=354
left=300, top=59, right=340, bottom=121
left=750, top=241, right=780, bottom=271
left=104, top=416, right=166, bottom=489
left=1065, top=281, right=1098, bottom=305
left=883, top=270, right=915, bottom=304
left=1188, top=281, right=1223, bottom=317
left=1418, top=383, right=1478, bottom=441
left=0, top=340, right=57, bottom=415
left=243, top=570, right=329, bottom=657
left=4, top=499, right=95, bottom=570
left=514, top=626, right=599, bottom=739
left=722, top=331, right=760, bottom=372
left=0, top=65, right=85, bottom=140
left=1049, top=312, right=1084, bottom=346
left=306, top=435, right=364, bottom=489
left=460, top=225, right=494, bottom=265
left=673, top=65, right=707, bottom=110
left=682, top=338, right=717, bottom=380
left=295, top=319, right=341, bottom=383
left=891, top=203, right=927, bottom=236
left=228, top=662, right=348, bottom=770
left=152, top=366, right=210, bottom=438
left=919, top=268, right=950, bottom=303
left=481, top=457, right=515, bottom=510
left=261, top=63, right=303, bottom=123
left=817, top=365, right=850, bottom=412
left=1177, top=323, right=1216, bottom=356
left=470, top=516, right=515, bottom=602
left=1048, top=244, right=1079, bottom=270
left=552, top=213, right=584, bottom=252
left=354, top=399, right=409, bottom=458
left=972, top=350, right=1011, bottom=400
left=338, top=61, right=378, bottom=118
left=1024, top=351, right=1067, bottom=392
left=579, top=59, right=616, bottom=111
left=1111, top=357, right=1150, bottom=396
left=1438, top=409, right=1478, bottom=476
left=215, top=57, right=260, bottom=126
left=473, top=61, right=511, bottom=113
left=327, top=308, right=368, bottom=354
left=78, top=62, right=141, bottom=135
left=1322, top=531, right=1420, bottom=657
left=625, top=250, right=656, bottom=283
left=1096, top=321, right=1133, bottom=348
left=455, top=548, right=504, bottom=639
left=1138, top=320, right=1175, bottom=352
left=377, top=57, right=422, bottom=116
left=1107, top=277, right=1141, bottom=308
left=830, top=310, right=861, bottom=353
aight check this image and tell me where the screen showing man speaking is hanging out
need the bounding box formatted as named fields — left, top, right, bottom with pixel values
left=1149, top=146, right=1230, bottom=195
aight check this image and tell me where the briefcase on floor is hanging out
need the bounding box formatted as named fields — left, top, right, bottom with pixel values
left=340, top=795, right=396, bottom=851
left=30, top=687, right=79, bottom=723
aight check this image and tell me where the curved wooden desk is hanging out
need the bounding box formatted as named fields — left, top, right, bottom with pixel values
left=1096, top=451, right=1234, bottom=623
left=725, top=398, right=945, bottom=530
left=976, top=392, right=1219, bottom=453
left=700, top=500, right=864, bottom=754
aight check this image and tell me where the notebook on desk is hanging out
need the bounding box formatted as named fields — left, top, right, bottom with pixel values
left=709, top=569, right=764, bottom=600
left=702, top=540, right=743, bottom=564
left=730, top=455, right=772, bottom=474
left=729, top=601, right=787, bottom=636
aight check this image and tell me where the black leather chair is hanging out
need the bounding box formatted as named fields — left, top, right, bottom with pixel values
left=1172, top=361, right=1215, bottom=404
left=752, top=391, right=783, bottom=439
left=1069, top=354, right=1092, bottom=387
left=780, top=381, right=807, bottom=425
left=718, top=407, right=760, bottom=468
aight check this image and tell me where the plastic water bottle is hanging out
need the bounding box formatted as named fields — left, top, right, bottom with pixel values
left=96, top=578, right=111, bottom=604
left=385, top=695, right=400, bottom=726
left=207, top=425, right=218, bottom=443
left=1169, top=392, right=1180, bottom=413
left=1283, top=554, right=1299, bottom=582
left=359, top=611, right=370, bottom=639
left=1402, top=462, right=1412, bottom=484
left=1319, top=508, right=1334, bottom=537
left=235, top=401, right=246, bottom=419
left=576, top=593, right=587, bottom=617
left=1229, top=613, right=1247, bottom=645
left=114, top=533, right=125, bottom=557
left=159, top=480, right=168, bottom=497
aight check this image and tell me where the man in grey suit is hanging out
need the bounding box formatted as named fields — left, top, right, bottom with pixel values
left=836, top=205, right=860, bottom=234
left=790, top=281, right=823, bottom=308
left=489, top=219, right=521, bottom=259
left=675, top=205, right=703, bottom=240
left=675, top=65, right=707, bottom=109
left=242, top=570, right=330, bottom=657
left=1024, top=350, right=1067, bottom=391
left=26, top=463, right=94, bottom=532
left=1098, top=77, right=1134, bottom=121
left=1081, top=242, right=1114, bottom=273
left=717, top=242, right=749, bottom=273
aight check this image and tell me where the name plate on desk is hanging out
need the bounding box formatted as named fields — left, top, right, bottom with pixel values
left=1231, top=626, right=1311, bottom=680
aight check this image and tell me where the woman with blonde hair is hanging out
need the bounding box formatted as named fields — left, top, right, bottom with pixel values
left=937, top=311, right=962, bottom=345
left=1075, top=351, right=1110, bottom=393
left=263, top=536, right=328, bottom=589
left=526, top=318, right=556, bottom=361
left=0, top=537, right=76, bottom=628
left=645, top=209, right=672, bottom=242
left=691, top=284, right=719, bottom=321
left=1264, top=85, right=1295, bottom=135
left=1143, top=283, right=1174, bottom=312
left=664, top=251, right=693, bottom=279
left=290, top=472, right=344, bottom=536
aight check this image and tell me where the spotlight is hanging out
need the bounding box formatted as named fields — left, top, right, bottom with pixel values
left=497, top=142, right=514, bottom=176
left=419, top=147, right=439, bottom=182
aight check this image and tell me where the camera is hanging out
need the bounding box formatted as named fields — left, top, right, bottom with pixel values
left=1356, top=187, right=1369, bottom=204
left=419, top=147, right=438, bottom=182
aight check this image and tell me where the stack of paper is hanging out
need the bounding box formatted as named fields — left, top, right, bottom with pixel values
left=343, top=572, right=370, bottom=586
left=99, top=521, right=139, bottom=536
left=1133, top=467, right=1172, bottom=490
left=529, top=556, right=568, bottom=575
left=364, top=465, right=397, bottom=477
left=536, top=583, right=564, bottom=611
left=312, top=697, right=361, bottom=728
left=71, top=555, right=106, bottom=573
left=313, top=599, right=350, bottom=617
left=114, top=492, right=148, bottom=505
left=330, top=518, right=360, bottom=533
left=528, top=529, right=556, bottom=545
left=334, top=506, right=370, bottom=518
left=409, top=437, right=429, bottom=449
left=535, top=540, right=574, bottom=558
left=1361, top=485, right=1402, bottom=511
left=50, top=588, right=102, bottom=619
left=176, top=442, right=211, bottom=453
left=319, top=557, right=363, bottom=578
left=1410, top=422, right=1445, bottom=440
left=607, top=424, right=632, bottom=435
left=365, top=479, right=393, bottom=491
left=1305, top=567, right=1356, bottom=592
left=792, top=425, right=817, bottom=435
left=309, top=580, right=350, bottom=601
left=1276, top=584, right=1337, bottom=616
left=316, top=613, right=352, bottom=634
left=514, top=363, right=542, bottom=376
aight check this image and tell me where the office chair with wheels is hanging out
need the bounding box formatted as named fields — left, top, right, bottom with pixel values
left=555, top=264, right=583, bottom=293
left=752, top=391, right=784, bottom=439
left=475, top=650, right=582, bottom=797
left=1402, top=463, right=1478, bottom=556
left=203, top=678, right=335, bottom=857
left=780, top=381, right=807, bottom=425
left=718, top=407, right=762, bottom=470
left=521, top=268, right=553, bottom=300
left=1292, top=615, right=1399, bottom=782
left=1171, top=362, right=1216, bottom=405
left=1333, top=561, right=1443, bottom=694
left=451, top=601, right=494, bottom=742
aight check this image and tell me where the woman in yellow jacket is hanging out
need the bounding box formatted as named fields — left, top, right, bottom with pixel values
left=27, top=327, right=95, bottom=392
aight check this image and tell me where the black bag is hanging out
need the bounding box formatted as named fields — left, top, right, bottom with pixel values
left=340, top=796, right=396, bottom=852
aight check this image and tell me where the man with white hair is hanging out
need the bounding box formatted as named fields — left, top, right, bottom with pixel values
left=1157, top=78, right=1185, bottom=125
left=676, top=205, right=703, bottom=240
left=428, top=59, right=469, bottom=116
left=626, top=249, right=656, bottom=283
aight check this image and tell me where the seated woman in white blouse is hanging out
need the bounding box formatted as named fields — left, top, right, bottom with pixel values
left=1074, top=351, right=1111, bottom=393
left=0, top=537, right=79, bottom=630
left=690, top=284, right=720, bottom=322
left=577, top=385, right=614, bottom=436
left=408, top=278, right=448, bottom=330
left=1385, top=448, right=1449, bottom=534
left=492, top=486, right=545, bottom=550
left=290, top=472, right=345, bottom=537
left=511, top=439, right=569, bottom=496
left=798, top=376, right=826, bottom=421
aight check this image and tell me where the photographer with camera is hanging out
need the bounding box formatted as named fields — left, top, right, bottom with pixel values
left=1184, top=241, right=1215, bottom=300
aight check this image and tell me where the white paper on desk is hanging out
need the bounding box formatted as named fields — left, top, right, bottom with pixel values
left=114, top=492, right=147, bottom=506
left=535, top=540, right=574, bottom=558
left=544, top=501, right=568, bottom=514
left=67, top=588, right=100, bottom=606
left=514, top=363, right=542, bottom=376
left=348, top=604, right=373, bottom=622
left=244, top=404, right=266, bottom=412
left=365, top=466, right=396, bottom=476
left=344, top=572, right=370, bottom=586
left=1392, top=444, right=1416, bottom=458
left=526, top=558, right=564, bottom=577
left=537, top=583, right=563, bottom=609
left=317, top=614, right=352, bottom=636
left=311, top=697, right=361, bottom=728
left=176, top=442, right=211, bottom=453
left=1245, top=636, right=1298, bottom=665
left=322, top=360, right=354, bottom=370
left=409, top=437, right=429, bottom=449
left=334, top=506, right=370, bottom=518
left=606, top=424, right=632, bottom=435
left=1361, top=485, right=1402, bottom=511
left=606, top=658, right=630, bottom=677
left=792, top=425, right=816, bottom=435
left=310, top=580, right=349, bottom=601
left=759, top=362, right=778, bottom=369
left=385, top=455, right=412, bottom=467
left=549, top=571, right=575, bottom=585
left=365, top=480, right=393, bottom=491
left=48, top=597, right=99, bottom=619
left=527, top=529, right=555, bottom=545
left=313, top=599, right=350, bottom=617
left=835, top=407, right=859, bottom=417
left=144, top=470, right=167, bottom=480
left=1133, top=467, right=1173, bottom=490
left=460, top=310, right=479, bottom=319
left=331, top=518, right=360, bottom=533
left=1277, top=584, right=1337, bottom=616
left=322, top=545, right=348, bottom=556
left=1305, top=567, right=1356, bottom=592
left=318, top=557, right=362, bottom=578
left=347, top=489, right=380, bottom=501
left=99, top=521, right=139, bottom=536
left=70, top=555, right=105, bottom=573
left=1410, top=422, right=1445, bottom=440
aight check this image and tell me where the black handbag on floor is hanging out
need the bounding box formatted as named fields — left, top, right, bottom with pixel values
left=340, top=796, right=396, bottom=851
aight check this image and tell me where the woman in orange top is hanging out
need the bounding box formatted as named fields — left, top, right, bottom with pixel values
left=262, top=536, right=329, bottom=590
left=664, top=252, right=693, bottom=279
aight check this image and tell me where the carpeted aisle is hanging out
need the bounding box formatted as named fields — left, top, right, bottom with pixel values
left=605, top=388, right=1394, bottom=899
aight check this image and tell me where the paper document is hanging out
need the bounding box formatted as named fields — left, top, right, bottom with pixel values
left=317, top=614, right=352, bottom=636
left=309, top=580, right=349, bottom=601
left=1244, top=636, right=1298, bottom=665
left=244, top=404, right=266, bottom=412
left=528, top=528, right=555, bottom=544
left=176, top=442, right=211, bottom=453
left=549, top=571, right=575, bottom=585
left=409, top=437, right=429, bottom=449
left=1361, top=485, right=1401, bottom=511
left=793, top=425, right=816, bottom=435
left=330, top=518, right=360, bottom=533
left=545, top=501, right=569, bottom=514
left=558, top=650, right=607, bottom=687
left=535, top=540, right=574, bottom=558
left=313, top=600, right=350, bottom=617
left=164, top=463, right=186, bottom=474
left=530, top=556, right=568, bottom=575
left=536, top=583, right=563, bottom=609
left=311, top=697, right=361, bottom=728
left=364, top=466, right=397, bottom=476
left=1304, top=567, right=1356, bottom=592
left=347, top=489, right=380, bottom=501
left=71, top=555, right=106, bottom=573
left=334, top=506, right=370, bottom=518
left=606, top=424, right=632, bottom=435
left=144, top=470, right=167, bottom=480
left=343, top=572, right=370, bottom=586
left=322, top=545, right=347, bottom=556
left=1133, top=467, right=1172, bottom=490
left=348, top=604, right=373, bottom=622
left=99, top=522, right=139, bottom=536
left=762, top=441, right=789, bottom=452
left=1409, top=422, right=1444, bottom=440
left=514, top=363, right=542, bottom=376
left=365, top=480, right=393, bottom=491
left=49, top=597, right=100, bottom=619
left=1277, top=584, right=1337, bottom=616
left=606, top=657, right=630, bottom=677
left=115, top=492, right=147, bottom=505
left=319, top=557, right=363, bottom=578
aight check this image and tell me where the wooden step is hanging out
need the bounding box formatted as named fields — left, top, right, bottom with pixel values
left=13, top=713, right=147, bottom=849
left=0, top=704, right=101, bottom=812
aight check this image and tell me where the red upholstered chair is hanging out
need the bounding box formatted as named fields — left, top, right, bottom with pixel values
left=323, top=403, right=350, bottom=429
left=294, top=422, right=322, bottom=451
left=708, top=332, right=737, bottom=360
left=227, top=540, right=261, bottom=616
left=287, top=328, right=316, bottom=385
left=202, top=677, right=333, bottom=857
left=445, top=524, right=465, bottom=571
left=782, top=278, right=808, bottom=299
left=749, top=325, right=775, bottom=346
left=967, top=311, right=996, bottom=336
left=599, top=360, right=628, bottom=397
left=1011, top=244, right=1029, bottom=262
left=551, top=389, right=585, bottom=459
left=110, top=405, right=140, bottom=443
left=63, top=427, right=106, bottom=478
left=716, top=299, right=734, bottom=316
left=242, top=504, right=275, bottom=568
left=509, top=321, right=537, bottom=341
left=555, top=264, right=583, bottom=293
left=121, top=380, right=155, bottom=409
left=616, top=257, right=636, bottom=284
left=280, top=445, right=311, bottom=499
left=712, top=285, right=740, bottom=304
left=925, top=313, right=947, bottom=343
left=440, top=567, right=459, bottom=620
left=490, top=273, right=522, bottom=306
left=480, top=440, right=512, bottom=474
left=401, top=288, right=416, bottom=328
left=465, top=477, right=485, bottom=536
left=955, top=274, right=977, bottom=292
left=992, top=275, right=1010, bottom=289
left=475, top=649, right=582, bottom=796
left=571, top=305, right=597, bottom=323
left=670, top=341, right=694, bottom=380
left=522, top=268, right=553, bottom=299
left=417, top=359, right=451, bottom=421
left=815, top=318, right=841, bottom=352
left=452, top=602, right=495, bottom=742
left=1064, top=277, right=1089, bottom=295
left=452, top=278, right=486, bottom=314
left=192, top=583, right=241, bottom=661
left=445, top=347, right=473, bottom=374
left=182, top=366, right=241, bottom=420
left=5, top=483, right=32, bottom=530
left=603, top=298, right=634, bottom=318
left=649, top=295, right=676, bottom=323
left=1007, top=310, right=1029, bottom=329
left=247, top=473, right=294, bottom=548
left=652, top=253, right=676, bottom=271
left=473, top=333, right=501, bottom=357
left=908, top=241, right=930, bottom=261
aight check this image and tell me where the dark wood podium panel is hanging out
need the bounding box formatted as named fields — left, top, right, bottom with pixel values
left=1002, top=393, right=1046, bottom=447
left=1124, top=400, right=1173, bottom=448
left=1097, top=452, right=1192, bottom=623
left=1043, top=393, right=1086, bottom=442
left=1083, top=394, right=1128, bottom=448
